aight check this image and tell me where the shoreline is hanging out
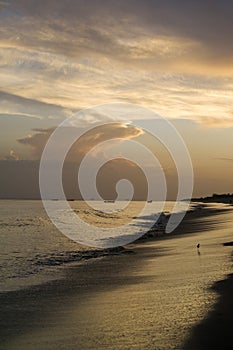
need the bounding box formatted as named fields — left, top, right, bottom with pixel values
left=0, top=203, right=231, bottom=294
left=1, top=203, right=233, bottom=349
left=1, top=202, right=230, bottom=294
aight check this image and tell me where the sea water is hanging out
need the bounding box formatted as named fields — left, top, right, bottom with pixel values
left=0, top=200, right=191, bottom=292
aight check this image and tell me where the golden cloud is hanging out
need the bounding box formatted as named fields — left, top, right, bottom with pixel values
left=17, top=123, right=144, bottom=160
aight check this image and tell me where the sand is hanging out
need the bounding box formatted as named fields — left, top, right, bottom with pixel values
left=0, top=204, right=233, bottom=350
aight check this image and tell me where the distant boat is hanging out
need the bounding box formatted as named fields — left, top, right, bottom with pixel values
left=104, top=200, right=115, bottom=203
left=147, top=200, right=153, bottom=203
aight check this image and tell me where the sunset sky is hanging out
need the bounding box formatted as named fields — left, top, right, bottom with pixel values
left=0, top=0, right=233, bottom=198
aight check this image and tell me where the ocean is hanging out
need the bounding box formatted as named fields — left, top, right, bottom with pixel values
left=0, top=200, right=191, bottom=292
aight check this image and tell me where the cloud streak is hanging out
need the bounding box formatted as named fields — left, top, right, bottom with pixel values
left=0, top=90, right=70, bottom=120
left=1, top=0, right=233, bottom=163
left=2, top=0, right=233, bottom=70
left=216, top=158, right=233, bottom=163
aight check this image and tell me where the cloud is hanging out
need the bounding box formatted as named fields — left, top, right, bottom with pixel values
left=216, top=158, right=233, bottom=163
left=1, top=0, right=233, bottom=200
left=17, top=128, right=55, bottom=159
left=0, top=90, right=70, bottom=120
left=1, top=0, right=233, bottom=133
left=17, top=123, right=144, bottom=159
left=196, top=116, right=233, bottom=128
left=1, top=0, right=233, bottom=72
left=0, top=149, right=20, bottom=160
left=0, top=1, right=9, bottom=9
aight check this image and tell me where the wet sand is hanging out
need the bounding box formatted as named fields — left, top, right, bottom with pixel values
left=183, top=272, right=233, bottom=350
left=1, top=204, right=233, bottom=350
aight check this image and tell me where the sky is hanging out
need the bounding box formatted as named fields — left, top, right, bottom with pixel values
left=0, top=0, right=233, bottom=199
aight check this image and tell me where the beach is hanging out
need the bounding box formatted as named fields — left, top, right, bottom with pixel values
left=2, top=1, right=233, bottom=349
left=1, top=203, right=233, bottom=350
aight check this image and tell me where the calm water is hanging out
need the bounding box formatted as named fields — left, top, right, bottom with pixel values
left=0, top=200, right=189, bottom=291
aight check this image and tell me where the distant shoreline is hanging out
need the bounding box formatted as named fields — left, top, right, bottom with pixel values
left=192, top=193, right=233, bottom=205
left=1, top=194, right=232, bottom=205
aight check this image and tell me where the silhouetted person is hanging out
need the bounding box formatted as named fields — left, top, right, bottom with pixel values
left=197, top=243, right=200, bottom=249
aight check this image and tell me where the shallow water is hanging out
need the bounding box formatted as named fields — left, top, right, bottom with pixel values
left=0, top=200, right=187, bottom=291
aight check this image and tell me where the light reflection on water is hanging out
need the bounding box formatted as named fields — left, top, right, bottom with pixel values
left=0, top=200, right=188, bottom=291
